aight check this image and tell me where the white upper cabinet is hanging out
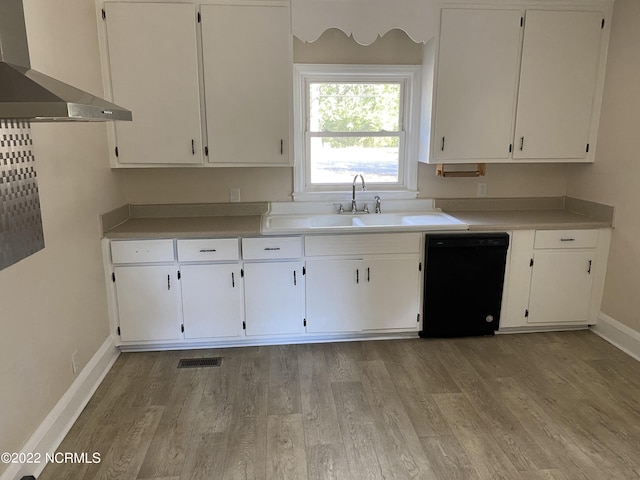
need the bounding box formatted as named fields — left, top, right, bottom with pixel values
left=428, top=6, right=609, bottom=164
left=513, top=10, right=605, bottom=160
left=200, top=3, right=292, bottom=166
left=433, top=9, right=522, bottom=161
left=104, top=2, right=204, bottom=165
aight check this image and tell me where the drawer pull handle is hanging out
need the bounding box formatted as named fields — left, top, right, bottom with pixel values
left=264, top=247, right=281, bottom=251
left=167, top=275, right=171, bottom=290
left=199, top=249, right=217, bottom=253
left=560, top=238, right=576, bottom=242
left=588, top=260, right=592, bottom=274
left=232, top=272, right=235, bottom=288
left=293, top=270, right=297, bottom=286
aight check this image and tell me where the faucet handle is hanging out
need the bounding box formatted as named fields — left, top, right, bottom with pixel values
left=334, top=203, right=344, bottom=214
left=374, top=195, right=382, bottom=213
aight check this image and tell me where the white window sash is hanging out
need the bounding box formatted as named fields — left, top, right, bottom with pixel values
left=293, top=64, right=420, bottom=200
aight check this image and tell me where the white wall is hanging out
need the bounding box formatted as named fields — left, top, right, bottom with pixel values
left=567, top=0, right=640, bottom=334
left=0, top=0, right=126, bottom=472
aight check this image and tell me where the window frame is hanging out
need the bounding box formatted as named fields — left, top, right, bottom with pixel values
left=293, top=64, right=421, bottom=200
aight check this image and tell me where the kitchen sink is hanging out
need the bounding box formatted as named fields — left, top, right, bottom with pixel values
left=262, top=210, right=468, bottom=233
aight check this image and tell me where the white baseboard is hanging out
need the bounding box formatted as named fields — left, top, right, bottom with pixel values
left=1, top=336, right=120, bottom=480
left=590, top=312, right=640, bottom=362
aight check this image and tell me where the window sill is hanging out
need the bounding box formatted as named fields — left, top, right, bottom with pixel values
left=292, top=190, right=419, bottom=202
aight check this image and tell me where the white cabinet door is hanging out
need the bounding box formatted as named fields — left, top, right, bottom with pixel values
left=244, top=262, right=305, bottom=336
left=105, top=2, right=203, bottom=165
left=528, top=251, right=595, bottom=324
left=113, top=266, right=182, bottom=342
left=180, top=264, right=243, bottom=339
left=201, top=3, right=291, bottom=166
left=513, top=10, right=604, bottom=159
left=433, top=8, right=522, bottom=161
left=364, top=257, right=420, bottom=331
left=305, top=259, right=363, bottom=334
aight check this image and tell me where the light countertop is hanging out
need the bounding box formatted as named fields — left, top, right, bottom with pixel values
left=101, top=197, right=613, bottom=239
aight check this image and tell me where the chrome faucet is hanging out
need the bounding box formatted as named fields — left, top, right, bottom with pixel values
left=374, top=195, right=382, bottom=213
left=351, top=174, right=366, bottom=213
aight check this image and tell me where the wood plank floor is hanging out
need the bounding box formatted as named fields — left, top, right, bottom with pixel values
left=39, top=331, right=640, bottom=480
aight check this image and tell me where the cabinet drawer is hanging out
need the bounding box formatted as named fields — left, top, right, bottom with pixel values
left=242, top=237, right=302, bottom=260
left=111, top=239, right=175, bottom=264
left=177, top=238, right=239, bottom=262
left=534, top=230, right=598, bottom=249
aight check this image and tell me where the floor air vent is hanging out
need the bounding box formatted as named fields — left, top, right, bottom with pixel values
left=177, top=357, right=222, bottom=368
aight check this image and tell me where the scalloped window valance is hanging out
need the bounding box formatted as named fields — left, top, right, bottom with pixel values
left=291, top=0, right=439, bottom=45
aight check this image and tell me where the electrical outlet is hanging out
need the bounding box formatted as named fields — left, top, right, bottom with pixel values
left=71, top=350, right=79, bottom=375
left=230, top=188, right=241, bottom=203
left=477, top=183, right=488, bottom=197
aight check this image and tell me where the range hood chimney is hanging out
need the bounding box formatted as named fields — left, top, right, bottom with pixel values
left=0, top=0, right=131, bottom=122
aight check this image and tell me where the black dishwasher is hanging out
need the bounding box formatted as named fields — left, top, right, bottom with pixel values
left=420, top=233, right=509, bottom=338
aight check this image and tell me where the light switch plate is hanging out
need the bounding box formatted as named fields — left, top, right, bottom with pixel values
left=477, top=183, right=488, bottom=197
left=230, top=188, right=241, bottom=203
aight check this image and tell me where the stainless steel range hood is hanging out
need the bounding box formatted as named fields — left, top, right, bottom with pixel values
left=0, top=0, right=131, bottom=122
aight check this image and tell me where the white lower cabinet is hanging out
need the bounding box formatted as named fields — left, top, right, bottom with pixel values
left=500, top=228, right=610, bottom=329
left=305, top=259, right=362, bottom=333
left=527, top=250, right=594, bottom=324
left=365, top=257, right=421, bottom=331
left=180, top=264, right=244, bottom=339
left=305, top=233, right=422, bottom=334
left=113, top=265, right=182, bottom=342
left=243, top=261, right=306, bottom=336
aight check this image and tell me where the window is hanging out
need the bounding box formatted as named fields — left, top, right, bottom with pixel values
left=293, top=65, right=421, bottom=199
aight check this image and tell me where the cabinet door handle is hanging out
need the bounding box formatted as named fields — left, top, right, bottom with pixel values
left=191, top=139, right=195, bottom=155
left=441, top=136, right=445, bottom=151
left=167, top=274, right=171, bottom=290
left=232, top=272, right=235, bottom=288
left=280, top=139, right=284, bottom=155
left=587, top=260, right=592, bottom=274
left=293, top=270, right=297, bottom=286
left=367, top=267, right=370, bottom=282
left=356, top=269, right=359, bottom=284
left=519, top=136, right=524, bottom=151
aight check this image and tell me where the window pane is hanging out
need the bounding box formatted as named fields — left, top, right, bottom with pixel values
left=309, top=83, right=401, bottom=132
left=309, top=136, right=399, bottom=184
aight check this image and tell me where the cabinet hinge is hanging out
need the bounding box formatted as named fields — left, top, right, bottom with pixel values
left=242, top=321, right=246, bottom=330
left=177, top=270, right=181, bottom=280
left=303, top=319, right=307, bottom=327
left=181, top=324, right=185, bottom=333
left=601, top=18, right=605, bottom=29
left=509, top=144, right=513, bottom=153
left=586, top=143, right=590, bottom=153
left=101, top=8, right=106, bottom=20
left=197, top=11, right=201, bottom=23
left=240, top=269, right=244, bottom=278
left=117, top=326, right=121, bottom=336
left=520, top=16, right=524, bottom=27
left=111, top=272, right=116, bottom=283
left=204, top=146, right=209, bottom=157
left=302, top=266, right=306, bottom=275
left=529, top=258, right=534, bottom=267
left=114, top=146, right=119, bottom=158
left=525, top=309, right=529, bottom=318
